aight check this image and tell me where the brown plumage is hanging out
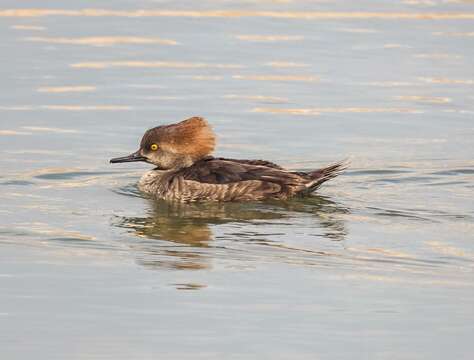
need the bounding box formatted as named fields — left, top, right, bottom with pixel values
left=140, top=117, right=215, bottom=162
left=110, top=116, right=346, bottom=202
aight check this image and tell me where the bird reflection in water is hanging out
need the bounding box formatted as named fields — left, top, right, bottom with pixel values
left=114, top=195, right=349, bottom=270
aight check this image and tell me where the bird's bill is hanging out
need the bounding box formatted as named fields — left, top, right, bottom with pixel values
left=110, top=150, right=146, bottom=163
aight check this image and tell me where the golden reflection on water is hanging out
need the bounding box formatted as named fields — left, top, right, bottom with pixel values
left=0, top=130, right=32, bottom=136
left=0, top=105, right=131, bottom=111
left=0, top=106, right=35, bottom=111
left=42, top=105, right=132, bottom=111
left=349, top=247, right=415, bottom=259
left=20, top=126, right=80, bottom=133
left=433, top=31, right=474, bottom=37
left=25, top=36, right=178, bottom=46
left=395, top=95, right=451, bottom=104
left=6, top=222, right=96, bottom=241
left=11, top=24, right=45, bottom=30
left=223, top=94, right=288, bottom=103
left=233, top=75, right=319, bottom=82
left=414, top=53, right=462, bottom=59
left=383, top=43, right=412, bottom=49
left=71, top=61, right=244, bottom=69
left=253, top=107, right=422, bottom=115
left=124, top=84, right=166, bottom=89
left=426, top=241, right=473, bottom=259
left=1, top=9, right=474, bottom=20
left=264, top=61, right=309, bottom=68
left=402, top=0, right=437, bottom=5
left=132, top=95, right=184, bottom=101
left=363, top=81, right=419, bottom=87
left=178, top=75, right=223, bottom=81
left=235, top=35, right=304, bottom=42
left=418, top=77, right=474, bottom=85
left=336, top=27, right=378, bottom=33
left=37, top=86, right=96, bottom=93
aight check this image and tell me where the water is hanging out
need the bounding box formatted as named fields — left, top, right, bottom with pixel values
left=1, top=0, right=474, bottom=358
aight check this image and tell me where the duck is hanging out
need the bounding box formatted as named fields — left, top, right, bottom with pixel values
left=110, top=116, right=346, bottom=202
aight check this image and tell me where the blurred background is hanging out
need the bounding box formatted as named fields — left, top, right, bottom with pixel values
left=1, top=1, right=473, bottom=359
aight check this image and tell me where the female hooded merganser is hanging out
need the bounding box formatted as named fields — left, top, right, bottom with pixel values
left=110, top=117, right=345, bottom=202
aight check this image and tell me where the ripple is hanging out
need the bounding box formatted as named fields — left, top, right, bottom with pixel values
left=346, top=169, right=413, bottom=176
left=21, top=126, right=80, bottom=133
left=0, top=223, right=96, bottom=243
left=123, top=84, right=166, bottom=89
left=41, top=105, right=132, bottom=111
left=336, top=27, right=378, bottom=33
left=383, top=43, right=412, bottom=49
left=1, top=105, right=132, bottom=111
left=433, top=31, right=474, bottom=37
left=368, top=207, right=434, bottom=222
left=170, top=283, right=207, bottom=290
left=362, top=81, right=419, bottom=87
left=37, top=86, right=96, bottom=93
left=233, top=75, right=318, bottom=82
left=25, top=36, right=178, bottom=46
left=48, top=236, right=95, bottom=244
left=426, top=241, right=474, bottom=260
left=71, top=61, right=244, bottom=69
left=235, top=35, right=304, bottom=42
left=1, top=9, right=474, bottom=20
left=414, top=53, right=462, bottom=59
left=0, top=106, right=34, bottom=111
left=0, top=130, right=32, bottom=135
left=222, top=94, right=288, bottom=104
left=182, top=75, right=223, bottom=81
left=425, top=181, right=468, bottom=186
left=112, top=183, right=144, bottom=198
left=431, top=168, right=474, bottom=175
left=263, top=61, right=309, bottom=68
left=376, top=176, right=438, bottom=184
left=11, top=24, right=45, bottom=30
left=402, top=0, right=436, bottom=5
left=252, top=107, right=422, bottom=115
left=395, top=95, right=451, bottom=104
left=418, top=77, right=474, bottom=85
left=34, top=170, right=115, bottom=180
left=1, top=180, right=34, bottom=186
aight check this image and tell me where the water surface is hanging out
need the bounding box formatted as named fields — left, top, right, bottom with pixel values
left=1, top=0, right=473, bottom=359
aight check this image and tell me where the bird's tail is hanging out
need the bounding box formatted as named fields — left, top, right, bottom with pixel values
left=305, top=160, right=348, bottom=192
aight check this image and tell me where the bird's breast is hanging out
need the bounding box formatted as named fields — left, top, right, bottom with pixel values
left=138, top=169, right=166, bottom=195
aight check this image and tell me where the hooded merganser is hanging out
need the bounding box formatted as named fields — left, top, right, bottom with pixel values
left=110, top=117, right=346, bottom=202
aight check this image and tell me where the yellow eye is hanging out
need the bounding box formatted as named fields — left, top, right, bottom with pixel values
left=150, top=144, right=158, bottom=151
